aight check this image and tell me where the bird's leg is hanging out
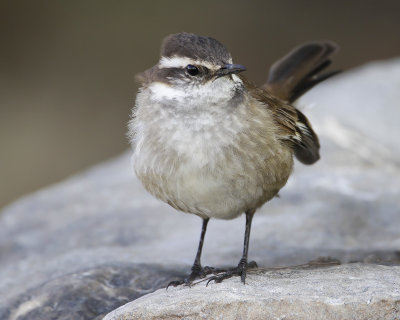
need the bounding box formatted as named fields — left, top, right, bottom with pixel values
left=168, top=218, right=216, bottom=287
left=238, top=210, right=257, bottom=283
left=207, top=210, right=257, bottom=285
left=188, top=217, right=209, bottom=278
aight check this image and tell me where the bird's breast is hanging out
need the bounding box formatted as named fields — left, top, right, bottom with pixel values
left=131, top=97, right=293, bottom=219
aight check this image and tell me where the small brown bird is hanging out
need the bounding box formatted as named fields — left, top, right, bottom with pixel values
left=129, top=33, right=338, bottom=286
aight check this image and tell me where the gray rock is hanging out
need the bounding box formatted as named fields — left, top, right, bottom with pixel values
left=104, top=264, right=400, bottom=320
left=1, top=58, right=400, bottom=319
left=2, top=264, right=186, bottom=320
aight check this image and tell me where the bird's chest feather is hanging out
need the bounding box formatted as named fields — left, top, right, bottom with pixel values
left=134, top=111, right=241, bottom=217
left=133, top=102, right=247, bottom=180
left=131, top=95, right=293, bottom=219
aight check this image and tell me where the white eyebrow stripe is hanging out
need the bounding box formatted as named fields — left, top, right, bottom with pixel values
left=159, top=56, right=218, bottom=70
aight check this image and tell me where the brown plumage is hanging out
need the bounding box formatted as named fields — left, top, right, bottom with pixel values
left=130, top=33, right=339, bottom=286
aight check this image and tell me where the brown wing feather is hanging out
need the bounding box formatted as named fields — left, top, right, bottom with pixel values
left=240, top=72, right=322, bottom=165
left=240, top=76, right=299, bottom=146
left=292, top=109, right=320, bottom=164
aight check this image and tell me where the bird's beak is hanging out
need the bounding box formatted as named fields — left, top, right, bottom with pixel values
left=216, top=64, right=246, bottom=78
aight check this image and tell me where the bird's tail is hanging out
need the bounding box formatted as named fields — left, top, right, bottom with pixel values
left=263, top=41, right=339, bottom=103
left=264, top=41, right=340, bottom=165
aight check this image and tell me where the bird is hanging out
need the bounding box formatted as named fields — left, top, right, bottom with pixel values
left=129, top=32, right=339, bottom=286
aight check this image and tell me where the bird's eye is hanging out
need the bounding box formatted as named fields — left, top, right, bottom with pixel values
left=186, top=64, right=199, bottom=76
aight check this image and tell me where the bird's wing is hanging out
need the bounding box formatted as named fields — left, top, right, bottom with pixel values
left=242, top=76, right=320, bottom=165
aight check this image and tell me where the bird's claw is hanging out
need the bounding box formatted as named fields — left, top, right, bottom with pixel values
left=166, top=265, right=226, bottom=289
left=206, top=260, right=258, bottom=286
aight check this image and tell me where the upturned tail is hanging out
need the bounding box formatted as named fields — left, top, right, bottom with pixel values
left=264, top=41, right=339, bottom=165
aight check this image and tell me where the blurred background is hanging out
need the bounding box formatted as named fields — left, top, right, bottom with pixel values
left=1, top=0, right=400, bottom=209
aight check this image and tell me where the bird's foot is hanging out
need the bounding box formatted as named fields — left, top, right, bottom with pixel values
left=206, top=259, right=258, bottom=285
left=167, top=264, right=225, bottom=288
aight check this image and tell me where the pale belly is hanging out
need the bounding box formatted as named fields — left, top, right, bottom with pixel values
left=133, top=137, right=293, bottom=220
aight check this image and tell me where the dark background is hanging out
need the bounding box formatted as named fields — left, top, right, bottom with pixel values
left=1, top=0, right=400, bottom=209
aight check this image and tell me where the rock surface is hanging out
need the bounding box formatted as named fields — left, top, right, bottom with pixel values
left=104, top=264, right=400, bottom=320
left=1, top=59, right=400, bottom=319
left=3, top=264, right=186, bottom=320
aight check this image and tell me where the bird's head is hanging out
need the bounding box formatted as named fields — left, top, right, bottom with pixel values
left=137, top=33, right=246, bottom=107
